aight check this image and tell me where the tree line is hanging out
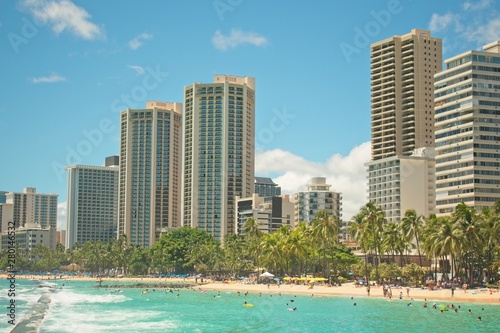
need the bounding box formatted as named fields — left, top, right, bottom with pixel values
left=1, top=201, right=498, bottom=287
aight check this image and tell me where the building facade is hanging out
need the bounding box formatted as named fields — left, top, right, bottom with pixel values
left=254, top=177, right=281, bottom=198
left=293, top=177, right=342, bottom=224
left=434, top=41, right=500, bottom=215
left=65, top=158, right=119, bottom=249
left=183, top=75, right=255, bottom=239
left=4, top=188, right=58, bottom=249
left=1, top=223, right=51, bottom=256
left=370, top=29, right=442, bottom=160
left=366, top=147, right=436, bottom=222
left=118, top=101, right=183, bottom=248
left=235, top=194, right=294, bottom=234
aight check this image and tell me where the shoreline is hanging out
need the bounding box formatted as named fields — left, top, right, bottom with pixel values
left=5, top=274, right=499, bottom=305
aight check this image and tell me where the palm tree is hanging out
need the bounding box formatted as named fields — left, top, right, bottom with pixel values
left=311, top=210, right=341, bottom=278
left=401, top=209, right=425, bottom=267
left=382, top=222, right=403, bottom=265
left=451, top=202, right=482, bottom=285
left=360, top=202, right=386, bottom=282
left=243, top=218, right=263, bottom=278
left=348, top=211, right=370, bottom=281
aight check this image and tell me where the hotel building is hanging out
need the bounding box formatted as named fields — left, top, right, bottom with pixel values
left=235, top=194, right=294, bottom=234
left=370, top=28, right=442, bottom=160
left=367, top=29, right=442, bottom=221
left=118, top=101, right=183, bottom=247
left=293, top=177, right=342, bottom=224
left=65, top=156, right=119, bottom=249
left=254, top=177, right=281, bottom=198
left=183, top=75, right=255, bottom=239
left=434, top=41, right=500, bottom=214
left=2, top=187, right=58, bottom=249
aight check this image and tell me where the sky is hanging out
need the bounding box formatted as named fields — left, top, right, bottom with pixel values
left=1, top=0, right=499, bottom=231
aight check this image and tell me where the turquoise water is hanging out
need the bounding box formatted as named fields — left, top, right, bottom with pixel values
left=1, top=279, right=498, bottom=332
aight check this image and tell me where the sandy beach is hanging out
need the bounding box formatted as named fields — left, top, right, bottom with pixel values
left=5, top=273, right=499, bottom=305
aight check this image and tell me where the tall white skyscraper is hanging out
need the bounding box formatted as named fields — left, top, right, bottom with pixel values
left=434, top=41, right=500, bottom=214
left=65, top=157, right=119, bottom=249
left=118, top=101, right=182, bottom=247
left=183, top=75, right=255, bottom=239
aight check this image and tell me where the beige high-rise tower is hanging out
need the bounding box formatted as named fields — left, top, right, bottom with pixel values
left=370, top=29, right=442, bottom=160
left=183, top=75, right=255, bottom=239
left=118, top=101, right=182, bottom=247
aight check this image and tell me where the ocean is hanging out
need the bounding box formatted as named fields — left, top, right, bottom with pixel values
left=1, top=278, right=498, bottom=333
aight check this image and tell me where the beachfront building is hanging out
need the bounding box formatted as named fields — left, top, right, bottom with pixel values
left=65, top=156, right=119, bottom=249
left=0, top=202, right=13, bottom=233
left=182, top=75, right=255, bottom=239
left=254, top=177, right=281, bottom=198
left=293, top=177, right=342, bottom=225
left=0, top=223, right=51, bottom=257
left=56, top=230, right=67, bottom=248
left=235, top=194, right=294, bottom=234
left=366, top=147, right=436, bottom=222
left=118, top=101, right=183, bottom=248
left=434, top=41, right=500, bottom=215
left=3, top=187, right=58, bottom=249
left=370, top=28, right=442, bottom=160
left=367, top=29, right=442, bottom=222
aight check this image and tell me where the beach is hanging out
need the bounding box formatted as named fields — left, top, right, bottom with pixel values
left=5, top=273, right=499, bottom=305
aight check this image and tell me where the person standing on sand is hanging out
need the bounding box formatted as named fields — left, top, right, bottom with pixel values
left=366, top=284, right=371, bottom=296
left=451, top=286, right=455, bottom=297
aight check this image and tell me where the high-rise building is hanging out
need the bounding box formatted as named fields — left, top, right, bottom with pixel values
left=118, top=101, right=182, bottom=248
left=4, top=187, right=58, bottom=249
left=235, top=194, right=294, bottom=234
left=434, top=41, right=500, bottom=215
left=366, top=147, right=436, bottom=222
left=0, top=191, right=7, bottom=204
left=370, top=29, right=442, bottom=160
left=183, top=75, right=255, bottom=239
left=293, top=177, right=342, bottom=224
left=0, top=203, right=13, bottom=233
left=254, top=177, right=281, bottom=198
left=65, top=157, right=119, bottom=249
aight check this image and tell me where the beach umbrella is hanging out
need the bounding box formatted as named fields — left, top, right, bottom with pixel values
left=259, top=272, right=274, bottom=278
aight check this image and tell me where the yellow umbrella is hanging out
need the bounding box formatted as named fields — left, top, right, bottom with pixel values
left=314, top=277, right=328, bottom=281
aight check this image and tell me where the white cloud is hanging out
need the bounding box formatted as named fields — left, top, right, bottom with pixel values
left=127, top=65, right=145, bottom=75
left=128, top=33, right=153, bottom=50
left=57, top=201, right=67, bottom=231
left=463, top=18, right=500, bottom=44
left=31, top=73, right=66, bottom=83
left=463, top=0, right=491, bottom=10
left=428, top=13, right=461, bottom=32
left=212, top=29, right=268, bottom=51
left=255, top=142, right=371, bottom=221
left=20, top=0, right=104, bottom=40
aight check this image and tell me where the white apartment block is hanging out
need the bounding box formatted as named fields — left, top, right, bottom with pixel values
left=65, top=158, right=119, bottom=249
left=183, top=75, right=255, bottom=239
left=434, top=41, right=500, bottom=214
left=118, top=102, right=183, bottom=248
left=366, top=148, right=436, bottom=222
left=293, top=177, right=342, bottom=225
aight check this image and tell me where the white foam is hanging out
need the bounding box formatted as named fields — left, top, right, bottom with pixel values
left=50, top=289, right=131, bottom=305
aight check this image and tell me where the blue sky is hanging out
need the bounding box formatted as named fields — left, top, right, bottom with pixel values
left=1, top=0, right=499, bottom=229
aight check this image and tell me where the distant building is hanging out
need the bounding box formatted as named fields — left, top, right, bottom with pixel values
left=434, top=41, right=500, bottom=215
left=105, top=155, right=119, bottom=167
left=183, top=75, right=255, bottom=239
left=1, top=223, right=51, bottom=257
left=254, top=177, right=281, bottom=198
left=118, top=101, right=183, bottom=248
left=4, top=188, right=58, bottom=249
left=235, top=194, right=294, bottom=234
left=0, top=203, right=13, bottom=233
left=0, top=191, right=7, bottom=204
left=65, top=157, right=119, bottom=249
left=293, top=177, right=342, bottom=224
left=56, top=230, right=67, bottom=248
left=366, top=147, right=436, bottom=222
